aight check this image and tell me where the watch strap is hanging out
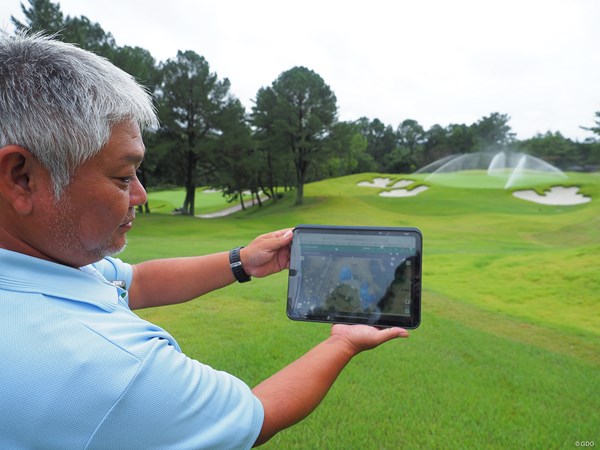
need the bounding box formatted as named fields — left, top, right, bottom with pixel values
left=229, top=246, right=251, bottom=283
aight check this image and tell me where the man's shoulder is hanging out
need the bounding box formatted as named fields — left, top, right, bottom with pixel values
left=89, top=256, right=133, bottom=284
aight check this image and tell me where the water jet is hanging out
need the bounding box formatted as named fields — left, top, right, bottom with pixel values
left=415, top=151, right=567, bottom=189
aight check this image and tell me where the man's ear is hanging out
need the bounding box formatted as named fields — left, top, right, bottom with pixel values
left=0, top=145, right=39, bottom=215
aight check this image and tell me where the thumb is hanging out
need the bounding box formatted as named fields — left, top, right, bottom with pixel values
left=272, top=228, right=293, bottom=244
left=281, top=229, right=293, bottom=242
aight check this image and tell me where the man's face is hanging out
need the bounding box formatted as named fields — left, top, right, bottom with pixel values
left=43, top=121, right=147, bottom=267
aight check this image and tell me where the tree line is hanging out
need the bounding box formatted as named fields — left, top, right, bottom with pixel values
left=10, top=0, right=600, bottom=212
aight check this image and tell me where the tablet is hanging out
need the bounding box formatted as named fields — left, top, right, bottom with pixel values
left=287, top=225, right=422, bottom=329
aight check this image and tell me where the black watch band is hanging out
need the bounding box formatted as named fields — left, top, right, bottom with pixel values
left=229, top=246, right=251, bottom=283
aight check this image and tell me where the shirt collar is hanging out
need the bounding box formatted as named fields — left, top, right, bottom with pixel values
left=0, top=248, right=120, bottom=312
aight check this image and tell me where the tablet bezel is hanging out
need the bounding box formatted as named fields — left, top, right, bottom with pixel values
left=286, top=224, right=422, bottom=329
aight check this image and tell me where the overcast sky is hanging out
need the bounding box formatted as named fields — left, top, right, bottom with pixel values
left=2, top=0, right=599, bottom=141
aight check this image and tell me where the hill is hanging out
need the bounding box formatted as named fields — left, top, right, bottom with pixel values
left=123, top=172, right=600, bottom=449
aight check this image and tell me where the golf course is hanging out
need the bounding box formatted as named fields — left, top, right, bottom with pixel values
left=121, top=171, right=599, bottom=449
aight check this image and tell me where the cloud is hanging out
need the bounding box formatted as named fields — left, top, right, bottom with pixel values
left=3, top=0, right=600, bottom=140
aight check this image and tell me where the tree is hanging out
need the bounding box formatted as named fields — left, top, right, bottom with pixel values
left=308, top=121, right=370, bottom=179
left=518, top=132, right=578, bottom=169
left=471, top=112, right=515, bottom=152
left=581, top=111, right=600, bottom=138
left=251, top=86, right=289, bottom=201
left=252, top=66, right=337, bottom=205
left=12, top=0, right=116, bottom=57
left=109, top=45, right=159, bottom=92
left=12, top=1, right=155, bottom=87
left=356, top=117, right=397, bottom=172
left=577, top=111, right=600, bottom=170
left=573, top=140, right=600, bottom=171
left=61, top=15, right=115, bottom=55
left=329, top=121, right=371, bottom=176
left=422, top=124, right=450, bottom=167
left=157, top=50, right=235, bottom=215
left=211, top=99, right=262, bottom=209
left=445, top=123, right=476, bottom=154
left=385, top=119, right=425, bottom=172
left=11, top=0, right=64, bottom=34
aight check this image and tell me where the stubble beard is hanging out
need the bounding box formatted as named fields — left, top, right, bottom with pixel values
left=51, top=195, right=129, bottom=266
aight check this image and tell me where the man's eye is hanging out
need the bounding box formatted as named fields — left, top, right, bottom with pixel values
left=119, top=177, right=133, bottom=184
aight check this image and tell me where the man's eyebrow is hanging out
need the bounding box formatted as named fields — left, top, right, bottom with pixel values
left=120, top=152, right=145, bottom=165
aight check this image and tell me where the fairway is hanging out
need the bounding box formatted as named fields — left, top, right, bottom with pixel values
left=125, top=172, right=600, bottom=449
left=145, top=187, right=255, bottom=215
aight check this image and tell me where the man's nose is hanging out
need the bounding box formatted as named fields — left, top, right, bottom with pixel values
left=130, top=174, right=148, bottom=206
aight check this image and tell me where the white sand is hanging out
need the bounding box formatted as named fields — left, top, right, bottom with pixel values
left=390, top=180, right=414, bottom=188
left=379, top=186, right=430, bottom=197
left=357, top=178, right=429, bottom=197
left=357, top=178, right=415, bottom=189
left=512, top=186, right=591, bottom=205
left=358, top=179, right=592, bottom=203
left=357, top=177, right=392, bottom=188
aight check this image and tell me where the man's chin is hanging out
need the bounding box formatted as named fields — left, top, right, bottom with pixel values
left=97, top=238, right=128, bottom=260
left=109, top=240, right=128, bottom=257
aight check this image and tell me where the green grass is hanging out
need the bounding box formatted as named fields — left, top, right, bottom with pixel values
left=415, top=169, right=570, bottom=189
left=121, top=172, right=600, bottom=449
left=145, top=187, right=254, bottom=215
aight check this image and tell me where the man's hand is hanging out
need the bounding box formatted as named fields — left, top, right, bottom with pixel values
left=241, top=228, right=293, bottom=278
left=330, top=324, right=409, bottom=354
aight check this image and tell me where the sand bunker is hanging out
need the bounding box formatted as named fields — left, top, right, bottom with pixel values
left=358, top=178, right=429, bottom=197
left=512, top=186, right=591, bottom=206
left=357, top=177, right=392, bottom=188
left=357, top=177, right=590, bottom=204
left=380, top=186, right=430, bottom=197
left=390, top=180, right=414, bottom=189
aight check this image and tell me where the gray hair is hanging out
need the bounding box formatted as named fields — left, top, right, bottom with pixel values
left=0, top=32, right=159, bottom=197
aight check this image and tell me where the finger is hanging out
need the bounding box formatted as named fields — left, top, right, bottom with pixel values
left=380, top=327, right=409, bottom=340
left=279, top=229, right=293, bottom=242
left=277, top=248, right=291, bottom=270
left=273, top=228, right=293, bottom=238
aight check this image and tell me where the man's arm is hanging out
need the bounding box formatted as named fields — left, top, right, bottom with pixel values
left=252, top=324, right=409, bottom=446
left=127, top=228, right=293, bottom=309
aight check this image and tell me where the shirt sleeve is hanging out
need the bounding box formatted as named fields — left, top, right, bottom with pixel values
left=92, top=257, right=134, bottom=290
left=86, top=336, right=264, bottom=450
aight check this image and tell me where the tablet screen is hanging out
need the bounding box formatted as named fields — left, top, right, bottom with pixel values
left=287, top=225, right=422, bottom=328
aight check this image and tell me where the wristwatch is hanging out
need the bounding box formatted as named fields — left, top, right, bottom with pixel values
left=229, top=246, right=251, bottom=283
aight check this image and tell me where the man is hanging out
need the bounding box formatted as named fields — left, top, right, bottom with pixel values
left=0, top=32, right=408, bottom=449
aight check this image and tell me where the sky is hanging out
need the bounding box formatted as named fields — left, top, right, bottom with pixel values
left=2, top=0, right=600, bottom=141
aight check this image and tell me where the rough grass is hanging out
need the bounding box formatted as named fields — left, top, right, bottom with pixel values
left=122, top=171, right=600, bottom=449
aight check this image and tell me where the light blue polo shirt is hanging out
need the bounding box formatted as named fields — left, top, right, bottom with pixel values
left=0, top=248, right=264, bottom=449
